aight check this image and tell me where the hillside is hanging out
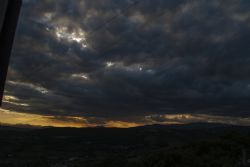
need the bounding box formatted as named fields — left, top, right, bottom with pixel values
left=0, top=123, right=250, bottom=167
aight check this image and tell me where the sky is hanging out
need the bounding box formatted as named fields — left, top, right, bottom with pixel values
left=1, top=0, right=250, bottom=127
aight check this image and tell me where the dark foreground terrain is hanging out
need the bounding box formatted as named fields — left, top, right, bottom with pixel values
left=0, top=123, right=250, bottom=167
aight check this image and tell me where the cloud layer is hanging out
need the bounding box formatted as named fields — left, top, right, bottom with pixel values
left=3, top=0, right=250, bottom=126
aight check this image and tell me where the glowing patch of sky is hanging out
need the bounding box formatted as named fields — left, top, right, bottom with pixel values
left=8, top=81, right=49, bottom=94
left=105, top=61, right=144, bottom=72
left=1, top=107, right=250, bottom=127
left=55, top=26, right=87, bottom=48
left=71, top=73, right=89, bottom=80
left=2, top=95, right=30, bottom=107
left=145, top=114, right=250, bottom=126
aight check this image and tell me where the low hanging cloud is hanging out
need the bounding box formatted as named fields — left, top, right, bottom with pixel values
left=2, top=0, right=250, bottom=126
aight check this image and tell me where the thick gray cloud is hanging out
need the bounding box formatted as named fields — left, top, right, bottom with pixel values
left=3, top=0, right=250, bottom=123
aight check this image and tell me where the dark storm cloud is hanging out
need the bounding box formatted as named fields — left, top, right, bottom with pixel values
left=4, top=0, right=250, bottom=123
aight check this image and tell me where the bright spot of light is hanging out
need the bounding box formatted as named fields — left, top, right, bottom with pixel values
left=106, top=62, right=114, bottom=68
left=55, top=26, right=88, bottom=49
left=105, top=61, right=146, bottom=72
left=71, top=73, right=89, bottom=80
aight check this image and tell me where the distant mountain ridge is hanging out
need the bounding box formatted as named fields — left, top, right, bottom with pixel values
left=0, top=122, right=245, bottom=131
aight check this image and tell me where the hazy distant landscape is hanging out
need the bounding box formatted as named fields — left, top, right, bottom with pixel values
left=1, top=123, right=250, bottom=167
